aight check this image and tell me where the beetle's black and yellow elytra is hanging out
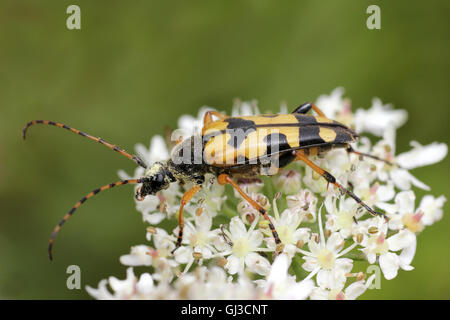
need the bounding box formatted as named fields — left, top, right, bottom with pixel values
left=23, top=102, right=389, bottom=260
left=201, top=113, right=357, bottom=167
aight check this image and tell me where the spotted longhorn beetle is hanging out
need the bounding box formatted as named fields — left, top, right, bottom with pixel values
left=23, top=102, right=392, bottom=260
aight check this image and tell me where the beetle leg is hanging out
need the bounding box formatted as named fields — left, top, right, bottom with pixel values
left=203, top=111, right=228, bottom=127
left=295, top=150, right=389, bottom=221
left=311, top=104, right=326, bottom=117
left=172, top=185, right=202, bottom=253
left=291, top=102, right=326, bottom=117
left=217, top=173, right=284, bottom=254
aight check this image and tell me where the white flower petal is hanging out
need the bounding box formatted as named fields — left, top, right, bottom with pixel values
left=395, top=191, right=416, bottom=215
left=419, top=195, right=446, bottom=226
left=248, top=230, right=264, bottom=248
left=86, top=279, right=114, bottom=300
left=245, top=252, right=271, bottom=276
left=142, top=212, right=166, bottom=225
left=315, top=87, right=346, bottom=119
left=136, top=273, right=155, bottom=295
left=387, top=230, right=416, bottom=251
left=354, top=98, right=407, bottom=136
left=284, top=279, right=314, bottom=300
left=120, top=245, right=152, bottom=266
left=377, top=183, right=395, bottom=202
left=225, top=255, right=241, bottom=275
left=316, top=269, right=334, bottom=289
left=108, top=268, right=136, bottom=296
left=390, top=169, right=430, bottom=191
left=379, top=253, right=399, bottom=280
left=334, top=258, right=354, bottom=274
left=345, top=274, right=376, bottom=300
left=399, top=236, right=416, bottom=269
left=174, top=246, right=191, bottom=264
left=397, top=142, right=447, bottom=169
left=229, top=217, right=247, bottom=239
left=266, top=254, right=289, bottom=284
left=310, top=287, right=329, bottom=300
left=326, top=233, right=344, bottom=252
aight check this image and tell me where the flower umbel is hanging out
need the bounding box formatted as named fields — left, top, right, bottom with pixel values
left=88, top=89, right=447, bottom=300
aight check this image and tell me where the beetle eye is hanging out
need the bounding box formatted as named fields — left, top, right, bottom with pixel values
left=156, top=173, right=164, bottom=183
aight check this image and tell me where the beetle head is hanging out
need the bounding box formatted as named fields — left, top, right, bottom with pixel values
left=135, top=162, right=175, bottom=200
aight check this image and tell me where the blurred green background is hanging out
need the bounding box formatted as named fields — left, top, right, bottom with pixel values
left=1, top=0, right=449, bottom=299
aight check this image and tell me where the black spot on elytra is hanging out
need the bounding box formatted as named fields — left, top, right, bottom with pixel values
left=278, top=151, right=296, bottom=168
left=227, top=127, right=256, bottom=149
left=224, top=117, right=257, bottom=150
left=294, top=115, right=318, bottom=125
left=298, top=126, right=325, bottom=147
left=224, top=117, right=256, bottom=130
left=263, top=133, right=291, bottom=155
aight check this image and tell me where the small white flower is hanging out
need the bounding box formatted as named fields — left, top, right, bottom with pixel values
left=361, top=226, right=415, bottom=280
left=310, top=274, right=376, bottom=300
left=419, top=194, right=446, bottom=226
left=286, top=188, right=318, bottom=222
left=120, top=245, right=152, bottom=266
left=368, top=127, right=444, bottom=191
left=297, top=208, right=358, bottom=288
left=324, top=196, right=359, bottom=239
left=87, top=268, right=137, bottom=300
left=236, top=192, right=270, bottom=224
left=396, top=141, right=447, bottom=170
left=140, top=228, right=180, bottom=282
left=378, top=191, right=425, bottom=232
left=214, top=216, right=272, bottom=276
left=264, top=198, right=310, bottom=258
left=354, top=97, right=408, bottom=136
left=260, top=253, right=314, bottom=300
left=195, top=176, right=227, bottom=217
left=273, top=169, right=303, bottom=195
left=173, top=213, right=219, bottom=273
left=302, top=165, right=329, bottom=194
left=315, top=87, right=348, bottom=119
left=136, top=135, right=170, bottom=164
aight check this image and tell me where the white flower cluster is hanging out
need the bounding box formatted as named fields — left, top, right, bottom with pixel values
left=87, top=88, right=447, bottom=300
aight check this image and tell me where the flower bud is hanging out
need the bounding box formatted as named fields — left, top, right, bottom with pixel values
left=368, top=226, right=378, bottom=234
left=356, top=233, right=364, bottom=243
left=296, top=240, right=305, bottom=248
left=217, top=257, right=227, bottom=267
left=146, top=226, right=157, bottom=234
left=193, top=252, right=203, bottom=260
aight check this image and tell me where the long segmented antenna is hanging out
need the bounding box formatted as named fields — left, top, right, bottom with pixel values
left=22, top=120, right=147, bottom=169
left=48, top=178, right=144, bottom=261
left=346, top=145, right=401, bottom=168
